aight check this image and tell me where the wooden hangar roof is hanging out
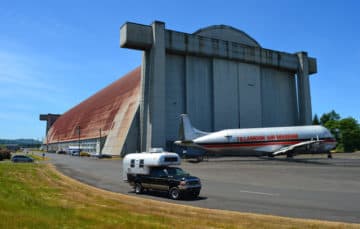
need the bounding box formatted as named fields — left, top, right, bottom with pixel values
left=47, top=67, right=141, bottom=143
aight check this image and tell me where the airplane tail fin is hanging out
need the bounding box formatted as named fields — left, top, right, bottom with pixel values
left=178, top=114, right=208, bottom=142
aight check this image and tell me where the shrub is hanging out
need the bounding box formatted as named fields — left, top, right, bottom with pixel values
left=0, top=150, right=12, bottom=160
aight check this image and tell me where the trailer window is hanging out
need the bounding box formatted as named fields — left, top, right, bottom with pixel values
left=139, top=159, right=144, bottom=168
left=164, top=156, right=178, bottom=162
left=130, top=159, right=135, bottom=168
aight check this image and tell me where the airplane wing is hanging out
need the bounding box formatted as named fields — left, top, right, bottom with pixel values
left=272, top=140, right=323, bottom=156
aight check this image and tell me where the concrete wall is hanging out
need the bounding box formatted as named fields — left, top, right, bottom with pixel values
left=194, top=25, right=261, bottom=47
left=120, top=21, right=317, bottom=152
left=121, top=109, right=140, bottom=156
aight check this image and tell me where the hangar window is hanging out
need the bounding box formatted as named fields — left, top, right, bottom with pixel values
left=139, top=159, right=144, bottom=168
left=130, top=159, right=135, bottom=168
left=164, top=157, right=178, bottom=162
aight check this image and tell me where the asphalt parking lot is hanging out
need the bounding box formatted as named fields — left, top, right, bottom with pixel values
left=43, top=152, right=360, bottom=223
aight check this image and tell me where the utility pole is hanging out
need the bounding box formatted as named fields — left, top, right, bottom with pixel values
left=46, top=134, right=49, bottom=153
left=77, top=126, right=81, bottom=152
left=99, top=128, right=102, bottom=157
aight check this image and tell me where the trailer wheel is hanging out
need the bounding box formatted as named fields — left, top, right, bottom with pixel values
left=327, top=152, right=333, bottom=159
left=169, top=187, right=181, bottom=200
left=135, top=183, right=143, bottom=194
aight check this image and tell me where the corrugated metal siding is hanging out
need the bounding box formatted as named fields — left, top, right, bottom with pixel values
left=238, top=63, right=262, bottom=128
left=213, top=59, right=239, bottom=130
left=165, top=54, right=186, bottom=141
left=261, top=67, right=297, bottom=127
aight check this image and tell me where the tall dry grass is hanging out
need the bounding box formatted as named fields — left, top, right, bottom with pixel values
left=0, top=162, right=358, bottom=229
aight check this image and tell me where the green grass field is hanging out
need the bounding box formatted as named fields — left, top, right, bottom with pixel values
left=0, top=161, right=359, bottom=229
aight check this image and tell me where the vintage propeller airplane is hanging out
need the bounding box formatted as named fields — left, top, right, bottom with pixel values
left=175, top=114, right=336, bottom=159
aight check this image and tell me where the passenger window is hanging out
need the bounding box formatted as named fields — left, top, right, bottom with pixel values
left=130, top=159, right=135, bottom=168
left=159, top=169, right=167, bottom=177
left=139, top=159, right=144, bottom=168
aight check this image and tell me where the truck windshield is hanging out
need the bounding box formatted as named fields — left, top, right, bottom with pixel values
left=166, top=167, right=189, bottom=177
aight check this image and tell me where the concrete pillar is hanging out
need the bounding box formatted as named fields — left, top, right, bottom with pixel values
left=140, top=21, right=166, bottom=151
left=296, top=52, right=312, bottom=125
left=39, top=114, right=61, bottom=135
left=140, top=52, right=150, bottom=151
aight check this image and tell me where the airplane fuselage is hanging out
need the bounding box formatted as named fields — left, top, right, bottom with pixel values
left=186, top=126, right=336, bottom=156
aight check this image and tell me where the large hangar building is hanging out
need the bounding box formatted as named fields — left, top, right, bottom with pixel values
left=40, top=21, right=317, bottom=156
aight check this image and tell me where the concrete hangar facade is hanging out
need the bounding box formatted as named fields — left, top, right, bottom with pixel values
left=40, top=21, right=317, bottom=156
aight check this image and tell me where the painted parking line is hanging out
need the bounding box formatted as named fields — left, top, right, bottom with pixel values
left=238, top=190, right=279, bottom=196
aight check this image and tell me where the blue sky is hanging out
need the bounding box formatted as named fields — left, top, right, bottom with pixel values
left=0, top=0, right=359, bottom=140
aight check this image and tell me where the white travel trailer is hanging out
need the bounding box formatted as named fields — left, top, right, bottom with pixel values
left=122, top=152, right=181, bottom=181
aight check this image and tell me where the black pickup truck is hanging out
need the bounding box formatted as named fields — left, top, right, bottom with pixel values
left=128, top=166, right=201, bottom=200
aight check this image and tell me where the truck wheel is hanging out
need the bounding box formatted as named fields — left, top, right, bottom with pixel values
left=169, top=187, right=181, bottom=200
left=135, top=183, right=143, bottom=194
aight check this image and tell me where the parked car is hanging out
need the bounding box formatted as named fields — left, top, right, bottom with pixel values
left=68, top=149, right=81, bottom=156
left=80, top=152, right=90, bottom=157
left=56, top=150, right=67, bottom=154
left=11, top=155, right=34, bottom=163
left=71, top=151, right=80, bottom=156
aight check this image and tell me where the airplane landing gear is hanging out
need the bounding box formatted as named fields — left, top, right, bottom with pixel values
left=286, top=151, right=294, bottom=158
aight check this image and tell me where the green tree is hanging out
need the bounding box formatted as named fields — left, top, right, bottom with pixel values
left=312, top=114, right=320, bottom=125
left=338, top=118, right=360, bottom=152
left=323, top=119, right=341, bottom=142
left=320, top=110, right=340, bottom=125
left=320, top=110, right=360, bottom=152
left=321, top=111, right=341, bottom=140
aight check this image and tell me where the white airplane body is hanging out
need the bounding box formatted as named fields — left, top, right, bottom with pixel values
left=175, top=114, right=337, bottom=158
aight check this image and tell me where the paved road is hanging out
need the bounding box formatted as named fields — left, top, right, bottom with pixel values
left=43, top=153, right=360, bottom=223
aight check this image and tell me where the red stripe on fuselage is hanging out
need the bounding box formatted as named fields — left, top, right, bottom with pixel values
left=200, top=139, right=335, bottom=149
